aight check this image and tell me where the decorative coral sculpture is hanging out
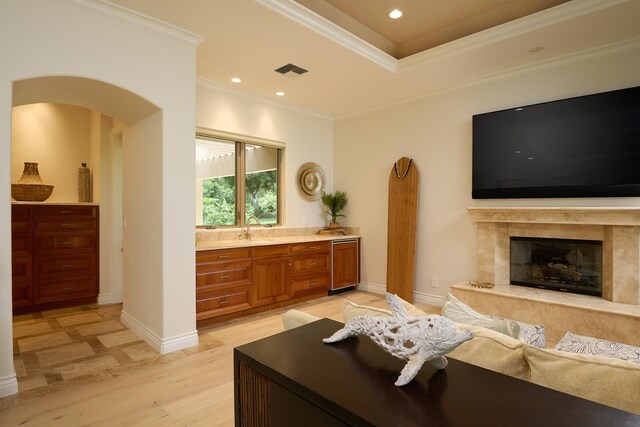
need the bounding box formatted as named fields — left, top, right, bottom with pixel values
left=323, top=293, right=474, bottom=386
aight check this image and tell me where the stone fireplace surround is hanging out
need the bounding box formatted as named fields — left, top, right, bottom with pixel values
left=451, top=207, right=640, bottom=347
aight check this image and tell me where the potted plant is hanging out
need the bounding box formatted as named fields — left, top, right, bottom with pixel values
left=321, top=190, right=348, bottom=228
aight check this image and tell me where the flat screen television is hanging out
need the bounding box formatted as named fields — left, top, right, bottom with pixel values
left=472, top=86, right=640, bottom=199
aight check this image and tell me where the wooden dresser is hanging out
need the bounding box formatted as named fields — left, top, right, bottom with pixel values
left=11, top=204, right=99, bottom=312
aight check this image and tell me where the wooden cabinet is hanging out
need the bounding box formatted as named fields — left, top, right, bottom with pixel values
left=332, top=239, right=360, bottom=290
left=252, top=249, right=291, bottom=306
left=195, top=238, right=357, bottom=324
left=195, top=248, right=252, bottom=320
left=11, top=204, right=99, bottom=312
left=290, top=241, right=330, bottom=299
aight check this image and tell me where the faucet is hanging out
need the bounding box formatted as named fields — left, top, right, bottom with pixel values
left=239, top=215, right=261, bottom=240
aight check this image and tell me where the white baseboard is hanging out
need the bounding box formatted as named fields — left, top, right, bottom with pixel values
left=97, top=292, right=113, bottom=305
left=357, top=282, right=446, bottom=307
left=414, top=290, right=446, bottom=307
left=0, top=374, right=18, bottom=398
left=357, top=282, right=386, bottom=294
left=120, top=310, right=199, bottom=355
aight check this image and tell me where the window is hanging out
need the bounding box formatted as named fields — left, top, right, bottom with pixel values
left=196, top=133, right=283, bottom=227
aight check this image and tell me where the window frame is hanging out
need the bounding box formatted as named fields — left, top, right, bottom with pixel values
left=196, top=129, right=284, bottom=229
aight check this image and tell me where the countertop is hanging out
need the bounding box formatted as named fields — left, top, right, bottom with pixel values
left=196, top=234, right=360, bottom=251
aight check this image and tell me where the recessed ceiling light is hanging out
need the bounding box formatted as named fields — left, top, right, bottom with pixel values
left=529, top=46, right=544, bottom=53
left=230, top=77, right=241, bottom=83
left=275, top=91, right=285, bottom=96
left=389, top=9, right=403, bottom=19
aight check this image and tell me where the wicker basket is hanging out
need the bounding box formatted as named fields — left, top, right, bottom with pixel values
left=12, top=162, right=54, bottom=201
left=11, top=184, right=54, bottom=202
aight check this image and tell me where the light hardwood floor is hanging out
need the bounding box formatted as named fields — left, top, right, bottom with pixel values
left=0, top=291, right=438, bottom=426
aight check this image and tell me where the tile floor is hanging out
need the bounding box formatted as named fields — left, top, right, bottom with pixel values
left=11, top=303, right=181, bottom=399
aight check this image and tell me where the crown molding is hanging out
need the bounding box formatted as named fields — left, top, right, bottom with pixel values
left=67, top=0, right=205, bottom=45
left=399, top=0, right=628, bottom=70
left=254, top=0, right=397, bottom=73
left=255, top=0, right=628, bottom=77
left=336, top=36, right=640, bottom=121
left=196, top=77, right=333, bottom=120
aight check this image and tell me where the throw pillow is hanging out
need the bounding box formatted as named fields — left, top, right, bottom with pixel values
left=442, top=293, right=521, bottom=339
left=343, top=298, right=428, bottom=322
left=555, top=332, right=640, bottom=364
left=514, top=322, right=546, bottom=349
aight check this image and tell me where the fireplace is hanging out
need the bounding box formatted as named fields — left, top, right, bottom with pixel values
left=510, top=237, right=602, bottom=296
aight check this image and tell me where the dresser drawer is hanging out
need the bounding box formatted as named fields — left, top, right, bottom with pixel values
left=34, top=253, right=97, bottom=279
left=12, top=257, right=33, bottom=281
left=34, top=232, right=97, bottom=255
left=290, top=241, right=330, bottom=254
left=12, top=232, right=32, bottom=257
left=290, top=274, right=329, bottom=298
left=12, top=280, right=33, bottom=307
left=196, top=285, right=251, bottom=320
left=11, top=219, right=32, bottom=233
left=197, top=248, right=251, bottom=264
left=34, top=220, right=96, bottom=232
left=253, top=244, right=290, bottom=259
left=34, top=276, right=97, bottom=304
left=196, top=260, right=252, bottom=289
left=12, top=205, right=32, bottom=219
left=292, top=253, right=330, bottom=275
left=34, top=205, right=97, bottom=219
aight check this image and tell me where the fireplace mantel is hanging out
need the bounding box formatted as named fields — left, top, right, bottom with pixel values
left=468, top=207, right=640, bottom=226
left=468, top=207, right=640, bottom=305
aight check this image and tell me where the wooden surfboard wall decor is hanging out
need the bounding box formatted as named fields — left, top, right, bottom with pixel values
left=386, top=157, right=419, bottom=303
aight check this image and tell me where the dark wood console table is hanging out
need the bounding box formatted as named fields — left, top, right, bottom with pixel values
left=234, top=318, right=639, bottom=426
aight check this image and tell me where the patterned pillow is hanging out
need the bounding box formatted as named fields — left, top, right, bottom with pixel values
left=514, top=322, right=546, bottom=349
left=555, top=332, right=640, bottom=364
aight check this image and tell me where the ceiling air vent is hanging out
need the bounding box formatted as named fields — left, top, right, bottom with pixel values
left=274, top=63, right=308, bottom=77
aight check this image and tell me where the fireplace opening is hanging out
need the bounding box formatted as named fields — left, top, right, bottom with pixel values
left=510, top=237, right=602, bottom=297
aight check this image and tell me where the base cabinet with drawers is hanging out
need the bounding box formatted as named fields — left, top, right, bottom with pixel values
left=11, top=204, right=99, bottom=312
left=196, top=238, right=356, bottom=324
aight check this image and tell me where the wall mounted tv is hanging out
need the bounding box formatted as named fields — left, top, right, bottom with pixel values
left=472, top=86, right=640, bottom=199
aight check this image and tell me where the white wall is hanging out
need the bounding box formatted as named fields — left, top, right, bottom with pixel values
left=334, top=44, right=640, bottom=301
left=0, top=0, right=199, bottom=397
left=196, top=83, right=334, bottom=226
left=11, top=104, right=92, bottom=203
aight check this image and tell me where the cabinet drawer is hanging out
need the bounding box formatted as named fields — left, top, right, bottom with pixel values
left=12, top=257, right=33, bottom=281
left=196, top=285, right=251, bottom=320
left=34, top=205, right=97, bottom=219
left=34, top=220, right=96, bottom=232
left=34, top=232, right=97, bottom=255
left=12, top=232, right=32, bottom=257
left=253, top=245, right=290, bottom=259
left=197, top=248, right=251, bottom=264
left=34, top=276, right=97, bottom=304
left=34, top=253, right=97, bottom=279
left=290, top=241, right=330, bottom=254
left=12, top=280, right=33, bottom=307
left=196, top=260, right=252, bottom=289
left=12, top=219, right=32, bottom=233
left=12, top=205, right=32, bottom=219
left=292, top=254, right=330, bottom=274
left=290, top=274, right=329, bottom=298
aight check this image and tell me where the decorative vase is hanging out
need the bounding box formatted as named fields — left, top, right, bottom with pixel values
left=78, top=163, right=91, bottom=202
left=11, top=162, right=54, bottom=201
left=328, top=220, right=341, bottom=229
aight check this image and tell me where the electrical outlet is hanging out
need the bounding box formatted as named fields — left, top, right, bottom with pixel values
left=431, top=277, right=438, bottom=288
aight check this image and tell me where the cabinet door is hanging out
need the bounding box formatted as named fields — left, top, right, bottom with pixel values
left=253, top=256, right=291, bottom=306
left=332, top=241, right=359, bottom=290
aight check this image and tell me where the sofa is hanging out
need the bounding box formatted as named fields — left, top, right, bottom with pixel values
left=283, top=299, right=640, bottom=415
